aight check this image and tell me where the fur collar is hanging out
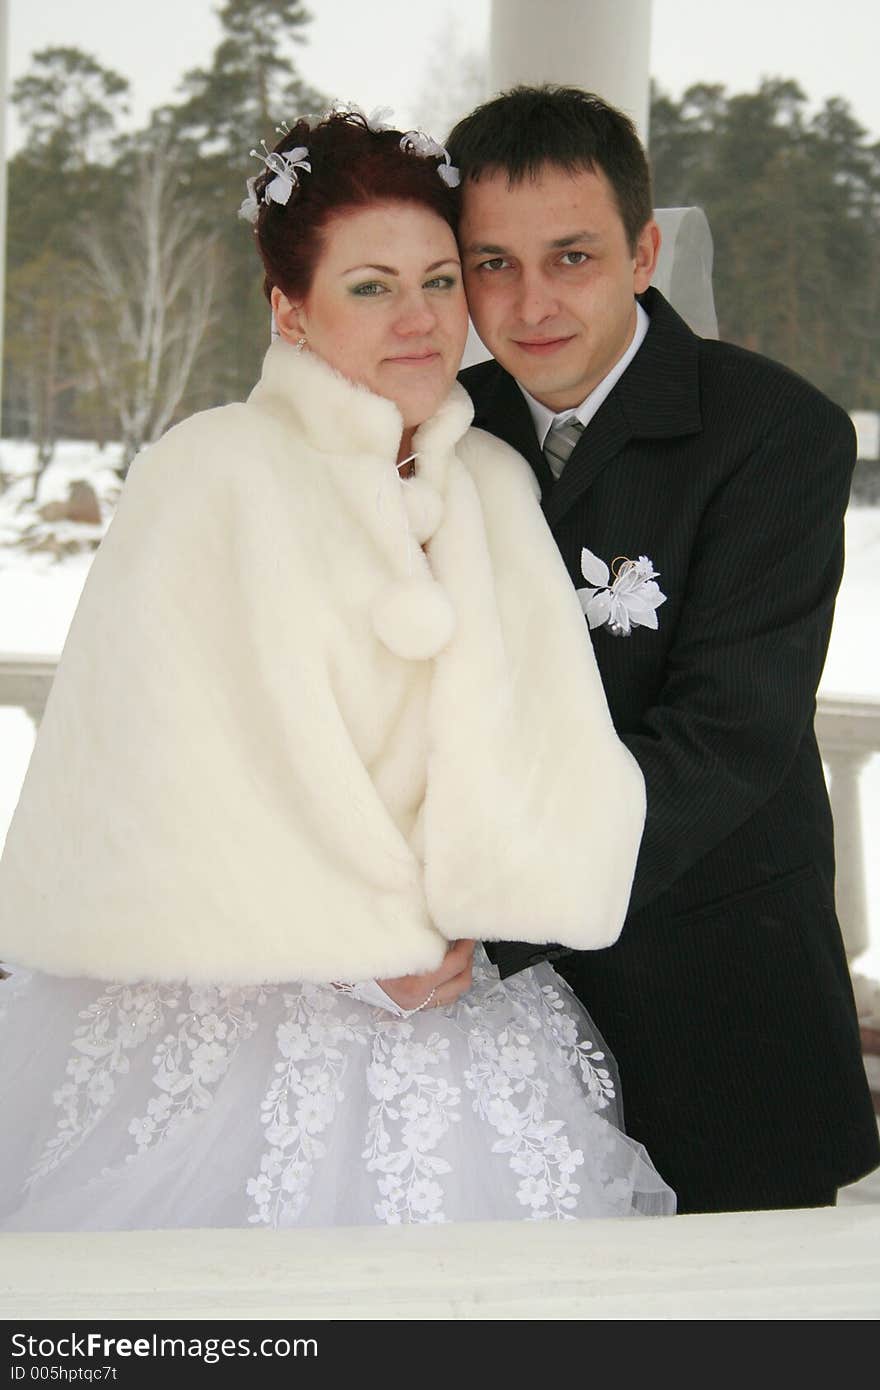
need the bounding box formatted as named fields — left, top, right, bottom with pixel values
left=249, top=337, right=475, bottom=462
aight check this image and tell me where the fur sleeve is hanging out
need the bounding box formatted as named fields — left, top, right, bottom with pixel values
left=423, top=429, right=645, bottom=950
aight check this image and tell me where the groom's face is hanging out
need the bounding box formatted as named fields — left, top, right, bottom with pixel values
left=459, top=163, right=658, bottom=412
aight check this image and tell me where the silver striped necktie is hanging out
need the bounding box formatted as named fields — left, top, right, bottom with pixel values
left=543, top=416, right=584, bottom=480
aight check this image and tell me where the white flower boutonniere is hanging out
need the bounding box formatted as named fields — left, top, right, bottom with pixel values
left=577, top=549, right=667, bottom=637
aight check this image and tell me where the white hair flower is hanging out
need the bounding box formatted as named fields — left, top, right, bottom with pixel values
left=400, top=130, right=460, bottom=187
left=239, top=141, right=311, bottom=223
left=323, top=100, right=396, bottom=132
left=238, top=176, right=261, bottom=225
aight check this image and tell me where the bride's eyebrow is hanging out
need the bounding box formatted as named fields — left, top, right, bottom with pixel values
left=342, top=258, right=461, bottom=276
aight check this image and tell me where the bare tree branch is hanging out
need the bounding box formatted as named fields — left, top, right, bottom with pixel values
left=77, top=147, right=219, bottom=471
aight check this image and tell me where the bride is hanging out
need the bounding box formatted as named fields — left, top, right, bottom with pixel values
left=0, top=108, right=674, bottom=1229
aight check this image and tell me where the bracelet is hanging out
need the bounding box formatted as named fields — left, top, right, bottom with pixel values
left=333, top=979, right=439, bottom=1019
left=404, top=986, right=437, bottom=1017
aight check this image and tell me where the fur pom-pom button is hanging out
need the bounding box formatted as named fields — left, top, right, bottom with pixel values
left=400, top=477, right=444, bottom=544
left=371, top=578, right=456, bottom=660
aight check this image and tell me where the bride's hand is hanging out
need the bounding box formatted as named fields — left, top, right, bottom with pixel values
left=377, top=938, right=475, bottom=1012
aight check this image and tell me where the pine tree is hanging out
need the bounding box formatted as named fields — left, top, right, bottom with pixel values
left=649, top=80, right=880, bottom=411
left=171, top=0, right=321, bottom=152
left=11, top=46, right=129, bottom=169
left=3, top=49, right=128, bottom=475
left=2, top=9, right=328, bottom=457
left=160, top=0, right=328, bottom=409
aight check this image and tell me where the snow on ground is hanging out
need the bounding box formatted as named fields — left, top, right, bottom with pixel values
left=1, top=440, right=879, bottom=978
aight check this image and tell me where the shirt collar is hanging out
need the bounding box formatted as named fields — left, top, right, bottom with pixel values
left=518, top=301, right=650, bottom=450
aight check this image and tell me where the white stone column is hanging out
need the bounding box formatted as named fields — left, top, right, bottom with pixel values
left=489, top=0, right=653, bottom=141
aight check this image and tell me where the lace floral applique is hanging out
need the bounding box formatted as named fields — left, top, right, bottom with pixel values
left=363, top=1023, right=462, bottom=1224
left=536, top=982, right=616, bottom=1109
left=28, top=982, right=179, bottom=1185
left=462, top=976, right=615, bottom=1220
left=247, top=984, right=373, bottom=1226
left=128, top=984, right=273, bottom=1158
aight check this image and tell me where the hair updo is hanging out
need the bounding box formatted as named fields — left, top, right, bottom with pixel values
left=251, top=111, right=460, bottom=304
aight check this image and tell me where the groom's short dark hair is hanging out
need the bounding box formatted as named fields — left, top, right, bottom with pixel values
left=447, top=85, right=653, bottom=252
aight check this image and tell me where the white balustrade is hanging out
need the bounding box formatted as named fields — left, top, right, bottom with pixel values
left=0, top=653, right=55, bottom=730
left=815, top=697, right=880, bottom=960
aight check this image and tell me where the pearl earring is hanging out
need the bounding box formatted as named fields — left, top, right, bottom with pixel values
left=295, top=337, right=307, bottom=352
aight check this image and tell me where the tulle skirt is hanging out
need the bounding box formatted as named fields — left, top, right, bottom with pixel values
left=0, top=947, right=674, bottom=1230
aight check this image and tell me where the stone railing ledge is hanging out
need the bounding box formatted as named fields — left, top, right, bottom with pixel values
left=0, top=652, right=57, bottom=724
left=1, top=1207, right=878, bottom=1320
left=815, top=693, right=880, bottom=751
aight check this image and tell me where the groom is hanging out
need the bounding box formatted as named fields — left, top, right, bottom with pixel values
left=448, top=85, right=880, bottom=1213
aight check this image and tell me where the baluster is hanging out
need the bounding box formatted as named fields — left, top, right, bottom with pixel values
left=824, top=745, right=872, bottom=959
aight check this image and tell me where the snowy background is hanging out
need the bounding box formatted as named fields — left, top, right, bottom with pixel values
left=1, top=438, right=879, bottom=983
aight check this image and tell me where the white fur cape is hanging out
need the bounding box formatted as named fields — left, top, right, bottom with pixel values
left=0, top=341, right=645, bottom=984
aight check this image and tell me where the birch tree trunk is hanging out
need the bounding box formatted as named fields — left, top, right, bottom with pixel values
left=77, top=147, right=219, bottom=475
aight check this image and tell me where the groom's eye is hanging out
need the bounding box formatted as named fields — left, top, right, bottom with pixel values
left=560, top=251, right=589, bottom=266
left=477, top=257, right=509, bottom=272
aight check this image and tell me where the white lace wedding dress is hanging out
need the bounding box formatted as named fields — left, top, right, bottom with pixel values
left=0, top=947, right=674, bottom=1230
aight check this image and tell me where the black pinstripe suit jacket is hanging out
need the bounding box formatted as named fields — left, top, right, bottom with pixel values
left=459, top=287, right=880, bottom=1211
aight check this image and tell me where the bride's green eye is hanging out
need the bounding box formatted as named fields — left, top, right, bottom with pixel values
left=351, top=282, right=387, bottom=297
left=424, top=275, right=457, bottom=290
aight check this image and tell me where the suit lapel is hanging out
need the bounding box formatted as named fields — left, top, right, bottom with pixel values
left=545, top=291, right=703, bottom=527
left=469, top=365, right=557, bottom=499
left=543, top=392, right=632, bottom=528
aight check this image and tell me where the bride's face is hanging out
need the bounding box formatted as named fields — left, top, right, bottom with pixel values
left=273, top=201, right=468, bottom=432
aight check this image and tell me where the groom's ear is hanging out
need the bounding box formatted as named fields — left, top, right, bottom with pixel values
left=271, top=287, right=307, bottom=345
left=633, top=220, right=661, bottom=294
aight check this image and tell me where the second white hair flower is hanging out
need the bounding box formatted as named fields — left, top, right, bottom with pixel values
left=399, top=130, right=461, bottom=186
left=577, top=549, right=667, bottom=637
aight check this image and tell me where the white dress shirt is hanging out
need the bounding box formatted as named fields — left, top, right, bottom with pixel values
left=519, top=301, right=650, bottom=452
